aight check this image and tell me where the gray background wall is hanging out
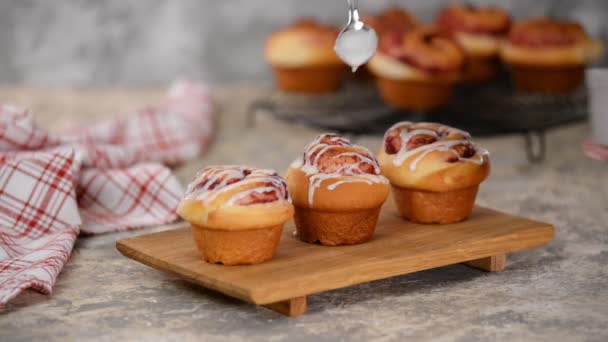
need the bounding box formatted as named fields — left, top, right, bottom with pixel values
left=0, top=0, right=606, bottom=86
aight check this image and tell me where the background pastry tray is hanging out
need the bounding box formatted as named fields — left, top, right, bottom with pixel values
left=116, top=200, right=554, bottom=317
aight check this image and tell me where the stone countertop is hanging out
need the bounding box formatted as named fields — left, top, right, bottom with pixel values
left=0, top=86, right=606, bottom=341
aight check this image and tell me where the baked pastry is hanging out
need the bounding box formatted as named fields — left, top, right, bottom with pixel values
left=265, top=19, right=345, bottom=94
left=377, top=122, right=490, bottom=224
left=362, top=7, right=418, bottom=37
left=437, top=4, right=511, bottom=82
left=500, top=18, right=603, bottom=93
left=367, top=26, right=465, bottom=110
left=354, top=7, right=418, bottom=81
left=286, top=134, right=389, bottom=245
left=177, top=166, right=293, bottom=265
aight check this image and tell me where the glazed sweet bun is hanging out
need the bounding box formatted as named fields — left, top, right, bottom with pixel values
left=378, top=122, right=490, bottom=224
left=178, top=166, right=293, bottom=230
left=368, top=26, right=465, bottom=82
left=178, top=166, right=294, bottom=265
left=287, top=134, right=389, bottom=245
left=368, top=26, right=465, bottom=109
left=287, top=134, right=389, bottom=211
left=378, top=122, right=489, bottom=191
left=437, top=4, right=511, bottom=58
left=264, top=19, right=342, bottom=68
left=501, top=18, right=603, bottom=66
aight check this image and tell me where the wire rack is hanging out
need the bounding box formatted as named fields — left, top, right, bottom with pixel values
left=248, top=72, right=588, bottom=162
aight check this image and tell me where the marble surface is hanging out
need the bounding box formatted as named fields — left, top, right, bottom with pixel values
left=0, top=86, right=607, bottom=341
left=0, top=0, right=606, bottom=85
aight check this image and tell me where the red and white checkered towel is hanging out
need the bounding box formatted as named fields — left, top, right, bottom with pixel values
left=0, top=81, right=214, bottom=305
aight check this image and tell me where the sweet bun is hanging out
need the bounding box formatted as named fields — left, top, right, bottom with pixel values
left=265, top=19, right=342, bottom=68
left=500, top=18, right=603, bottom=93
left=378, top=122, right=490, bottom=224
left=178, top=166, right=294, bottom=265
left=437, top=4, right=511, bottom=82
left=286, top=134, right=389, bottom=245
left=368, top=26, right=464, bottom=110
left=362, top=6, right=418, bottom=37
left=265, top=19, right=345, bottom=93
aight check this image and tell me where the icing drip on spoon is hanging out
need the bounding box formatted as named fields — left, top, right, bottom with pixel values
left=335, top=0, right=378, bottom=72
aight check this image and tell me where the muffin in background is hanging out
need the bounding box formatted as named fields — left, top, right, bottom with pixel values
left=500, top=18, right=603, bottom=94
left=437, top=4, right=511, bottom=83
left=265, top=19, right=345, bottom=94
left=367, top=26, right=465, bottom=111
left=362, top=6, right=419, bottom=38
left=354, top=7, right=418, bottom=81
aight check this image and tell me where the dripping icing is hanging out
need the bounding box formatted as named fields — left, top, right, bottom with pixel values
left=385, top=123, right=487, bottom=170
left=296, top=134, right=388, bottom=208
left=184, top=166, right=290, bottom=208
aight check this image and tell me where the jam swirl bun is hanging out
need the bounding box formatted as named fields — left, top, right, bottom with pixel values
left=437, top=4, right=510, bottom=59
left=501, top=18, right=603, bottom=66
left=178, top=166, right=294, bottom=265
left=436, top=4, right=511, bottom=82
left=287, top=134, right=389, bottom=245
left=362, top=7, right=419, bottom=37
left=438, top=4, right=510, bottom=37
left=368, top=26, right=465, bottom=110
left=500, top=18, right=603, bottom=93
left=372, top=26, right=465, bottom=80
left=180, top=166, right=291, bottom=227
left=289, top=134, right=388, bottom=209
left=378, top=122, right=490, bottom=224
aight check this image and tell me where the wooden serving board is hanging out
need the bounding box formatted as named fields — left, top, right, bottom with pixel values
left=116, top=201, right=554, bottom=317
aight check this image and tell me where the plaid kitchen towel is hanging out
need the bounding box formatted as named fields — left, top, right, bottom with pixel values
left=0, top=81, right=214, bottom=305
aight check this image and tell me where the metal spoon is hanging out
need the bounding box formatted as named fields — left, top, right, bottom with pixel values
left=334, top=0, right=378, bottom=72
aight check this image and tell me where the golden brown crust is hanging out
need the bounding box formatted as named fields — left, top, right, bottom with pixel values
left=377, top=122, right=490, bottom=192
left=293, top=207, right=381, bottom=245
left=265, top=19, right=342, bottom=67
left=374, top=77, right=454, bottom=110
left=510, top=64, right=585, bottom=94
left=463, top=56, right=500, bottom=82
left=191, top=225, right=283, bottom=265
left=501, top=18, right=603, bottom=66
left=286, top=167, right=389, bottom=211
left=177, top=166, right=294, bottom=230
left=272, top=65, right=345, bottom=94
left=392, top=185, right=479, bottom=224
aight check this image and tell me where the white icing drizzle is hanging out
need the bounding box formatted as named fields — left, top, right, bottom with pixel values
left=184, top=165, right=290, bottom=208
left=225, top=186, right=278, bottom=206
left=296, top=133, right=388, bottom=208
left=393, top=128, right=440, bottom=166
left=384, top=122, right=488, bottom=171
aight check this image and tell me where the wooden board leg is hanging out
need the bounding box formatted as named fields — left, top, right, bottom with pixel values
left=264, top=296, right=307, bottom=317
left=464, top=254, right=506, bottom=272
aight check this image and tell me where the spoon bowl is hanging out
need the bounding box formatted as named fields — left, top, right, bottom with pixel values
left=334, top=0, right=378, bottom=72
